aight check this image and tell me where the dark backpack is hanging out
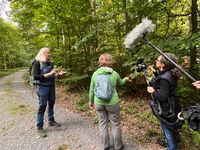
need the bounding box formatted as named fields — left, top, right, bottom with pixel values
left=29, top=59, right=43, bottom=86
left=183, top=103, right=200, bottom=133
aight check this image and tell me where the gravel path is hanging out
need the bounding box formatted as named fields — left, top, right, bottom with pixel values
left=0, top=69, right=141, bottom=150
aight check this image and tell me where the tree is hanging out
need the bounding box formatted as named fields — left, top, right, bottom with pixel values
left=189, top=0, right=199, bottom=79
left=0, top=18, right=25, bottom=69
left=9, top=0, right=199, bottom=81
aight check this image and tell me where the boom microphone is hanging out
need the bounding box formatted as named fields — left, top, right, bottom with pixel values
left=124, top=18, right=155, bottom=49
left=124, top=18, right=196, bottom=82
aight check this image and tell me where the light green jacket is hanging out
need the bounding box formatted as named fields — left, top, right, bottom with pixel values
left=89, top=67, right=126, bottom=105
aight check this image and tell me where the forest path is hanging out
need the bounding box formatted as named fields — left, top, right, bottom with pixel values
left=0, top=69, right=141, bottom=150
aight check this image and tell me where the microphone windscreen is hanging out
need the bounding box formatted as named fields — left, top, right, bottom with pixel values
left=124, top=18, right=155, bottom=49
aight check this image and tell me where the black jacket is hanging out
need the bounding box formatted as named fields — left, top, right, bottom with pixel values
left=150, top=70, right=181, bottom=122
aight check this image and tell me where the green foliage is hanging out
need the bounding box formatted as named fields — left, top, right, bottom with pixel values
left=9, top=0, right=199, bottom=81
left=58, top=74, right=89, bottom=88
left=177, top=78, right=200, bottom=106
left=0, top=18, right=26, bottom=69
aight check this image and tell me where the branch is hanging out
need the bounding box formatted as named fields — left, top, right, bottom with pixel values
left=169, top=10, right=200, bottom=17
left=169, top=13, right=190, bottom=17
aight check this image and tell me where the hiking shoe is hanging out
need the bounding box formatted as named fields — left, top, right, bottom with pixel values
left=48, top=120, right=61, bottom=127
left=37, top=128, right=47, bottom=138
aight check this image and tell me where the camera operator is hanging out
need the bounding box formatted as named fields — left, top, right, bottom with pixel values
left=147, top=53, right=182, bottom=150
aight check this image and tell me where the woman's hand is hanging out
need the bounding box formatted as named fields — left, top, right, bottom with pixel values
left=123, top=76, right=132, bottom=82
left=54, top=69, right=66, bottom=78
left=147, top=86, right=155, bottom=93
left=58, top=69, right=66, bottom=76
left=193, top=81, right=200, bottom=89
left=50, top=69, right=57, bottom=76
left=89, top=103, right=95, bottom=110
left=148, top=66, right=156, bottom=72
left=44, top=69, right=56, bottom=78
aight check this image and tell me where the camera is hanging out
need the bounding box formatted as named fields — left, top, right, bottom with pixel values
left=136, top=58, right=147, bottom=72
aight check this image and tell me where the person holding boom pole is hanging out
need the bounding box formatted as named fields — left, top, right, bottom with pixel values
left=124, top=18, right=189, bottom=150
left=147, top=53, right=183, bottom=150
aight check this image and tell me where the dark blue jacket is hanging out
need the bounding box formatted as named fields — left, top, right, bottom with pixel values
left=33, top=61, right=55, bottom=87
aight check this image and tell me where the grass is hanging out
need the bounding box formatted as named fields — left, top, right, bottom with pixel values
left=179, top=123, right=200, bottom=150
left=0, top=70, right=13, bottom=78
left=0, top=68, right=24, bottom=78
left=8, top=103, right=30, bottom=115
left=192, top=131, right=200, bottom=147
left=56, top=144, right=71, bottom=150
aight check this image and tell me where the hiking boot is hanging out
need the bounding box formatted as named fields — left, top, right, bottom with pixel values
left=37, top=128, right=47, bottom=138
left=48, top=120, right=61, bottom=127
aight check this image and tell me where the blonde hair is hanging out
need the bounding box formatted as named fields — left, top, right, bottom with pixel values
left=98, top=53, right=113, bottom=67
left=35, top=47, right=49, bottom=62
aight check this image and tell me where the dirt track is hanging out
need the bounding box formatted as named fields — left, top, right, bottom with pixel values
left=0, top=70, right=141, bottom=150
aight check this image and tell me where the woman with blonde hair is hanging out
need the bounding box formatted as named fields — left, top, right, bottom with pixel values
left=33, top=47, right=65, bottom=138
left=89, top=53, right=129, bottom=150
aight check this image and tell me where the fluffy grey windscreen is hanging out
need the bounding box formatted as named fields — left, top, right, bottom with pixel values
left=124, top=18, right=155, bottom=49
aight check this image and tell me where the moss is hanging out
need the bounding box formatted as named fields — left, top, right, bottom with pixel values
left=8, top=104, right=30, bottom=115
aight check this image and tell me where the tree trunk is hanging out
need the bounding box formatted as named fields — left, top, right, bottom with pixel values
left=91, top=0, right=98, bottom=52
left=122, top=0, right=130, bottom=33
left=189, top=0, right=198, bottom=79
left=3, top=50, right=7, bottom=70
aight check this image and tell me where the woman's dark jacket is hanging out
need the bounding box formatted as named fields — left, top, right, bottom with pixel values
left=33, top=61, right=55, bottom=87
left=150, top=70, right=182, bottom=126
